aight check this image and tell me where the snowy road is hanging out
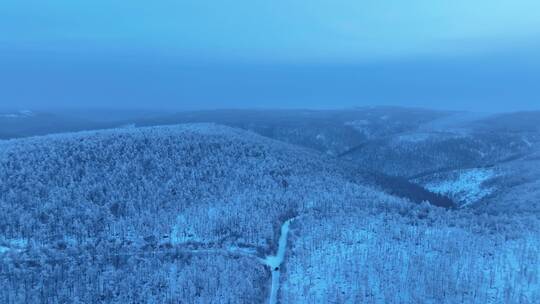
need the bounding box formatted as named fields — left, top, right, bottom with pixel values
left=169, top=216, right=298, bottom=304
left=263, top=218, right=295, bottom=304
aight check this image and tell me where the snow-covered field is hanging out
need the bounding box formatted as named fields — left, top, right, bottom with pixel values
left=421, top=168, right=497, bottom=207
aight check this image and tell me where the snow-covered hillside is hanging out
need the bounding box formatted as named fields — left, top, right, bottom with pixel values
left=0, top=124, right=402, bottom=303
left=416, top=168, right=497, bottom=207
left=1, top=113, right=538, bottom=303
left=281, top=210, right=539, bottom=303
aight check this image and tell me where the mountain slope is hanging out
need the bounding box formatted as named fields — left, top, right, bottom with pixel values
left=0, top=123, right=401, bottom=303
left=1, top=122, right=538, bottom=303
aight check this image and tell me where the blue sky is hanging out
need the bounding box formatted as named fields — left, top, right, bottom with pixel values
left=1, top=0, right=539, bottom=111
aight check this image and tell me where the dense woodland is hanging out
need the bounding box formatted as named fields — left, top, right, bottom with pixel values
left=1, top=110, right=539, bottom=303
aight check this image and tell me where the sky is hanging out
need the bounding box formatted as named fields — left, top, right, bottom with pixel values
left=1, top=0, right=539, bottom=112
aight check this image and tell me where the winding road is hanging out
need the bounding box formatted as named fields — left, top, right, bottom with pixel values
left=167, top=217, right=297, bottom=304
left=263, top=218, right=294, bottom=304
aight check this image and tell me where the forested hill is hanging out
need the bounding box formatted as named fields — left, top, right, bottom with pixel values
left=0, top=123, right=403, bottom=303
left=1, top=123, right=395, bottom=243
left=1, top=123, right=537, bottom=303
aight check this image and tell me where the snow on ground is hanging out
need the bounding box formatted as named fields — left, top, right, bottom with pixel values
left=394, top=131, right=470, bottom=145
left=344, top=120, right=373, bottom=138
left=0, top=238, right=28, bottom=254
left=481, top=235, right=539, bottom=303
left=522, top=136, right=533, bottom=147
left=281, top=213, right=539, bottom=303
left=264, top=218, right=295, bottom=304
left=396, top=133, right=433, bottom=143
left=284, top=227, right=378, bottom=302
left=423, top=168, right=496, bottom=207
left=345, top=120, right=370, bottom=127
left=263, top=219, right=292, bottom=269
left=170, top=214, right=296, bottom=304
left=171, top=214, right=201, bottom=244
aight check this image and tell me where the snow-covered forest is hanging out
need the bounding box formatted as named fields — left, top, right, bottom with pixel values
left=2, top=0, right=540, bottom=301
left=1, top=109, right=539, bottom=303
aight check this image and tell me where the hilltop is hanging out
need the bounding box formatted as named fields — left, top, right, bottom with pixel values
left=0, top=123, right=402, bottom=303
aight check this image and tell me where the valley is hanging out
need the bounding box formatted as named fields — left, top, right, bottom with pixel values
left=0, top=107, right=539, bottom=303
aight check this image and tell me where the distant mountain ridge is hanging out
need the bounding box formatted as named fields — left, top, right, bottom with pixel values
left=3, top=107, right=538, bottom=211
